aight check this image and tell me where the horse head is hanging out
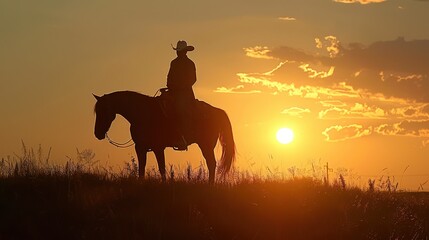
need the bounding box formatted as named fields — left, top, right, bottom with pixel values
left=93, top=94, right=116, bottom=140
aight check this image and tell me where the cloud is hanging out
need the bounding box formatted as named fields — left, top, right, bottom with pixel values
left=281, top=107, right=310, bottom=118
left=389, top=104, right=429, bottom=120
left=318, top=99, right=429, bottom=121
left=325, top=36, right=342, bottom=58
left=263, top=62, right=286, bottom=75
left=268, top=37, right=429, bottom=102
left=333, top=0, right=387, bottom=4
left=243, top=46, right=273, bottom=59
left=268, top=38, right=338, bottom=65
left=337, top=37, right=429, bottom=75
left=320, top=100, right=347, bottom=108
left=375, top=120, right=429, bottom=137
left=423, top=105, right=429, bottom=114
left=397, top=121, right=429, bottom=137
left=380, top=73, right=424, bottom=83
left=315, top=38, right=323, bottom=49
left=272, top=37, right=429, bottom=75
left=214, top=85, right=261, bottom=94
left=299, top=64, right=335, bottom=78
left=314, top=36, right=342, bottom=58
left=268, top=46, right=315, bottom=62
left=323, top=124, right=372, bottom=142
left=278, top=16, right=296, bottom=21
left=319, top=103, right=386, bottom=119
left=322, top=120, right=429, bottom=142
left=236, top=71, right=364, bottom=99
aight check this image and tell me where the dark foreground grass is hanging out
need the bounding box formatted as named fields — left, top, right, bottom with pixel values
left=1, top=172, right=429, bottom=240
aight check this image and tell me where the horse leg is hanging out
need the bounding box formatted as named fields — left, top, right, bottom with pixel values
left=135, top=144, right=147, bottom=179
left=200, top=146, right=216, bottom=184
left=153, top=148, right=166, bottom=182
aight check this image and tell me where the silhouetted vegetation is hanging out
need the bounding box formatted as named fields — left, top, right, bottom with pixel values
left=1, top=144, right=429, bottom=239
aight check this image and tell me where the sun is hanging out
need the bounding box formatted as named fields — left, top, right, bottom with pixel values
left=276, top=128, right=294, bottom=144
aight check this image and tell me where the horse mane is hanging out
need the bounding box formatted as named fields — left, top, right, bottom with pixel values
left=107, top=90, right=152, bottom=100
left=94, top=91, right=152, bottom=114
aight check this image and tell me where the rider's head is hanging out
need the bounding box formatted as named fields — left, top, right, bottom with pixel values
left=172, top=40, right=194, bottom=56
left=177, top=50, right=187, bottom=57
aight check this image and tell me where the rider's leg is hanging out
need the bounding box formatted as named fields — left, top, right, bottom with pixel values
left=173, top=95, right=189, bottom=150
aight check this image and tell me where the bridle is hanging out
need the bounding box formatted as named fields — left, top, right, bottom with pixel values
left=106, top=132, right=135, bottom=148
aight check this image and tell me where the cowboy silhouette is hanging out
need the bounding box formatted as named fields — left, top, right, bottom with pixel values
left=167, top=40, right=196, bottom=150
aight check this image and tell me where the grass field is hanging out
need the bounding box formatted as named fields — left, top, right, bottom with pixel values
left=1, top=146, right=429, bottom=239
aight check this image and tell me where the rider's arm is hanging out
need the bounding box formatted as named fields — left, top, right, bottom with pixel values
left=188, top=61, right=197, bottom=86
left=167, top=61, right=175, bottom=89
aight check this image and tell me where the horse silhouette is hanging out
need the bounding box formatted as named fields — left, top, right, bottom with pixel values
left=93, top=91, right=235, bottom=183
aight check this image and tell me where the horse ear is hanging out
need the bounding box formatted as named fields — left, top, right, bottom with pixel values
left=93, top=94, right=101, bottom=101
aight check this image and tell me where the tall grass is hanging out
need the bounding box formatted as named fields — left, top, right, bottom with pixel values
left=1, top=144, right=429, bottom=239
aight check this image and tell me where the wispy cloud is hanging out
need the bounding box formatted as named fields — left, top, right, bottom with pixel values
left=323, top=124, right=372, bottom=142
left=323, top=120, right=429, bottom=142
left=263, top=62, right=286, bottom=75
left=333, top=0, right=387, bottom=4
left=357, top=38, right=428, bottom=74
left=268, top=46, right=315, bottom=62
left=299, top=64, right=335, bottom=78
left=278, top=16, right=296, bottom=21
left=314, top=36, right=342, bottom=58
left=375, top=120, right=429, bottom=138
left=315, top=38, right=323, bottom=49
left=214, top=85, right=261, bottom=94
left=318, top=99, right=429, bottom=121
left=243, top=46, right=273, bottom=59
left=379, top=72, right=424, bottom=83
left=235, top=71, right=362, bottom=99
left=325, top=36, right=342, bottom=58
left=390, top=104, right=429, bottom=120
left=320, top=100, right=347, bottom=108
left=319, top=103, right=386, bottom=119
left=273, top=37, right=429, bottom=75
left=270, top=35, right=342, bottom=61
left=281, top=107, right=310, bottom=118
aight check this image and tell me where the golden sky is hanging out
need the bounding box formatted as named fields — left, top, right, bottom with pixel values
left=1, top=0, right=429, bottom=189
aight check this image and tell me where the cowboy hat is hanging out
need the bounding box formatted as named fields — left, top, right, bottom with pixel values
left=172, top=40, right=194, bottom=52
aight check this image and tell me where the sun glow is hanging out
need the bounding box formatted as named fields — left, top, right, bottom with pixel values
left=276, top=128, right=294, bottom=144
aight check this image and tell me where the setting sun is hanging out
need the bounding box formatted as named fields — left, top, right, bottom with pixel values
left=276, top=128, right=294, bottom=144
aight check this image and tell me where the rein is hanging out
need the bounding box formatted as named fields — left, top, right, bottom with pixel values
left=106, top=133, right=135, bottom=148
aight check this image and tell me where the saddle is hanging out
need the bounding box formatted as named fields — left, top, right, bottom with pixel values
left=157, top=88, right=197, bottom=118
left=156, top=88, right=196, bottom=151
left=157, top=88, right=172, bottom=117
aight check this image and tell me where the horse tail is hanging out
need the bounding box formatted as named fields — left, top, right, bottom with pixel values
left=217, top=109, right=236, bottom=175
